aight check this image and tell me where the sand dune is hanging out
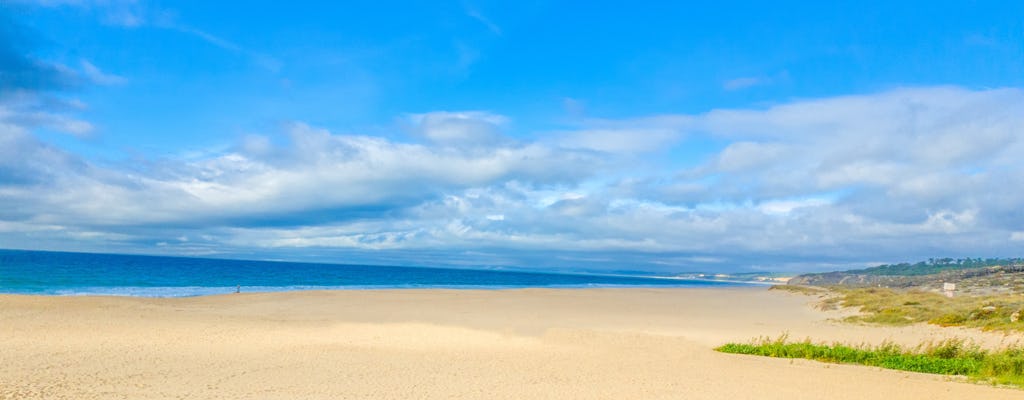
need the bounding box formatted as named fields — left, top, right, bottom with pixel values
left=1, top=288, right=1021, bottom=399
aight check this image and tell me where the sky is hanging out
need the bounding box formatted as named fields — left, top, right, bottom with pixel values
left=1, top=1, right=1023, bottom=273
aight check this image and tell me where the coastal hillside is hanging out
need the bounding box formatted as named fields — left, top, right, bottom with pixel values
left=789, top=258, right=1024, bottom=294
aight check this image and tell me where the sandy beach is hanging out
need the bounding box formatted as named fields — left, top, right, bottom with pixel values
left=1, top=287, right=1021, bottom=399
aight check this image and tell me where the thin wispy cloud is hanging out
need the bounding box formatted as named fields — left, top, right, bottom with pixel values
left=160, top=21, right=283, bottom=72
left=165, top=24, right=283, bottom=72
left=453, top=41, right=480, bottom=73
left=464, top=3, right=502, bottom=36
left=723, top=71, right=790, bottom=91
left=15, top=0, right=282, bottom=72
left=13, top=0, right=145, bottom=27
left=171, top=25, right=242, bottom=52
left=722, top=76, right=766, bottom=91
left=80, top=60, right=126, bottom=85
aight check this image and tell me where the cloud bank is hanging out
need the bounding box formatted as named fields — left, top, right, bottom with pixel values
left=2, top=86, right=1023, bottom=272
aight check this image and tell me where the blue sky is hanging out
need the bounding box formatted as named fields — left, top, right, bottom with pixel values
left=2, top=1, right=1023, bottom=273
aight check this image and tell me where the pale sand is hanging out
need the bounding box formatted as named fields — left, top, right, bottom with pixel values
left=1, top=288, right=1022, bottom=399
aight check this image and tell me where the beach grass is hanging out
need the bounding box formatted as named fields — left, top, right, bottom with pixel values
left=768, top=284, right=828, bottom=296
left=777, top=286, right=1024, bottom=332
left=716, top=335, right=1024, bottom=388
left=832, top=288, right=1024, bottom=331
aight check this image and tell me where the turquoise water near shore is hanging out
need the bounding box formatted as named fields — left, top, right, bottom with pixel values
left=0, top=249, right=747, bottom=297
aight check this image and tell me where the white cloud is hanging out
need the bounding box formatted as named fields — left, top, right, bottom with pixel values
left=3, top=86, right=1023, bottom=272
left=551, top=114, right=691, bottom=154
left=689, top=87, right=1024, bottom=202
left=0, top=117, right=602, bottom=229
left=0, top=95, right=94, bottom=136
left=555, top=128, right=681, bottom=154
left=757, top=197, right=831, bottom=215
left=713, top=141, right=786, bottom=172
left=407, top=111, right=509, bottom=145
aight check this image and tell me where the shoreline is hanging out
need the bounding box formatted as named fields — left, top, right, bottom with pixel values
left=0, top=279, right=758, bottom=298
left=2, top=287, right=1021, bottom=399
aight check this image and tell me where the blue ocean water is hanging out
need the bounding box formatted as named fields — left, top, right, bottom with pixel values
left=0, top=249, right=748, bottom=297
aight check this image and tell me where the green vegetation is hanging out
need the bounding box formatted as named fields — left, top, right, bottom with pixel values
left=853, top=257, right=1024, bottom=276
left=787, top=257, right=1024, bottom=288
left=716, top=335, right=1024, bottom=388
left=768, top=284, right=827, bottom=295
left=816, top=287, right=1024, bottom=332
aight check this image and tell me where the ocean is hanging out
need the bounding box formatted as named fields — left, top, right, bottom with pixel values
left=0, top=249, right=748, bottom=297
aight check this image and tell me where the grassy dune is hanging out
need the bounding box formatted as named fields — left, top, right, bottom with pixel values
left=772, top=285, right=1024, bottom=332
